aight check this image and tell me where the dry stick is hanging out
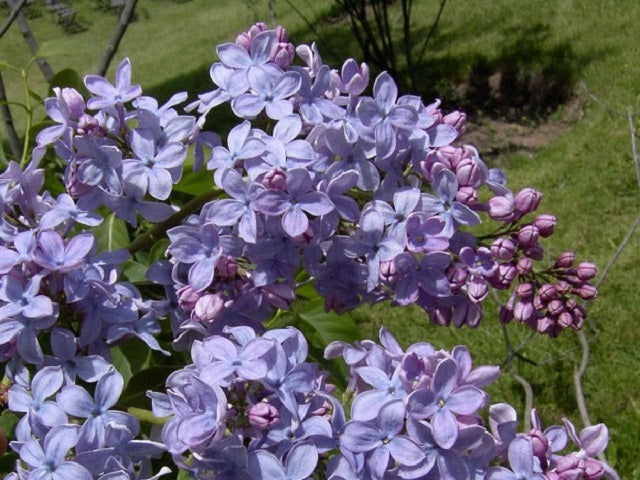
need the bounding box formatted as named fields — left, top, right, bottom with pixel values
left=7, top=0, right=53, bottom=83
left=282, top=0, right=340, bottom=63
left=416, top=0, right=446, bottom=65
left=0, top=0, right=28, bottom=40
left=0, top=71, right=22, bottom=159
left=571, top=99, right=640, bottom=464
left=96, top=0, right=139, bottom=77
left=628, top=111, right=640, bottom=191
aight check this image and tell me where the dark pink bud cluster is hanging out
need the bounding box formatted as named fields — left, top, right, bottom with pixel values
left=546, top=454, right=606, bottom=480
left=497, top=250, right=597, bottom=336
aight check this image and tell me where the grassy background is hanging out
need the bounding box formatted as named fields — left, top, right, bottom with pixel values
left=2, top=0, right=640, bottom=477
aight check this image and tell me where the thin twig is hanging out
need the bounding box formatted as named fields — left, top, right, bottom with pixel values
left=512, top=372, right=533, bottom=431
left=628, top=112, right=640, bottom=193
left=7, top=0, right=54, bottom=83
left=595, top=210, right=640, bottom=291
left=416, top=0, right=446, bottom=65
left=282, top=0, right=340, bottom=62
left=126, top=188, right=222, bottom=255
left=0, top=0, right=27, bottom=40
left=0, top=71, right=22, bottom=159
left=96, top=0, right=139, bottom=76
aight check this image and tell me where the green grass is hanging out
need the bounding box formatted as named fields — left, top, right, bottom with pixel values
left=2, top=0, right=640, bottom=476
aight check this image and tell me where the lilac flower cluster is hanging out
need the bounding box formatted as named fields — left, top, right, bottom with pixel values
left=147, top=325, right=617, bottom=479
left=5, top=364, right=166, bottom=479
left=150, top=23, right=599, bottom=350
left=0, top=20, right=614, bottom=479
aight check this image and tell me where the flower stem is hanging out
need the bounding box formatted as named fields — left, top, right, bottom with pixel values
left=127, top=187, right=223, bottom=255
left=128, top=407, right=170, bottom=426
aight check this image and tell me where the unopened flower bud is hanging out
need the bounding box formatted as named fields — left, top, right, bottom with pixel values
left=443, top=110, right=467, bottom=133
left=547, top=299, right=565, bottom=316
left=272, top=43, right=295, bottom=69
left=499, top=305, right=514, bottom=323
left=491, top=263, right=517, bottom=289
left=263, top=168, right=287, bottom=190
left=177, top=285, right=202, bottom=311
left=517, top=224, right=539, bottom=249
left=193, top=294, right=224, bottom=323
left=488, top=195, right=514, bottom=222
left=557, top=311, right=574, bottom=328
left=217, top=256, right=238, bottom=277
left=517, top=256, right=533, bottom=275
left=340, top=59, right=369, bottom=96
left=467, top=277, right=488, bottom=302
left=77, top=114, right=101, bottom=136
left=555, top=251, right=575, bottom=268
left=514, top=188, right=542, bottom=216
left=516, top=282, right=534, bottom=298
left=523, top=244, right=544, bottom=260
left=534, top=214, right=556, bottom=237
left=555, top=279, right=571, bottom=294
left=455, top=186, right=477, bottom=205
left=584, top=458, right=605, bottom=479
left=248, top=402, right=280, bottom=429
left=456, top=158, right=482, bottom=187
left=538, top=284, right=557, bottom=302
left=60, top=87, right=86, bottom=119
left=528, top=429, right=549, bottom=466
left=274, top=25, right=288, bottom=43
left=264, top=283, right=295, bottom=309
left=380, top=260, right=399, bottom=284
left=514, top=300, right=535, bottom=322
left=576, top=262, right=597, bottom=281
left=448, top=266, right=468, bottom=289
left=491, top=238, right=517, bottom=261
left=536, top=316, right=553, bottom=334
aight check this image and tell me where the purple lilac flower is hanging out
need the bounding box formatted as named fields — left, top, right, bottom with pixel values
left=85, top=58, right=142, bottom=110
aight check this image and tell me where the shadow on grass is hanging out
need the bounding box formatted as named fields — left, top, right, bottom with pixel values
left=288, top=18, right=608, bottom=122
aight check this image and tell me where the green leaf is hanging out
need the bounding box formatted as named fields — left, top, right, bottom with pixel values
left=173, top=168, right=214, bottom=196
left=297, top=298, right=360, bottom=346
left=48, top=68, right=90, bottom=97
left=123, top=259, right=149, bottom=283
left=149, top=238, right=169, bottom=263
left=94, top=213, right=129, bottom=251
left=110, top=345, right=133, bottom=389
left=117, top=366, right=177, bottom=410
left=28, top=89, right=43, bottom=104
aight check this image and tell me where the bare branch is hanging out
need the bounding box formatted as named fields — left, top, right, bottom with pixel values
left=0, top=71, right=22, bottom=159
left=628, top=112, right=640, bottom=192
left=416, top=0, right=446, bottom=65
left=7, top=0, right=54, bottom=82
left=96, top=0, right=139, bottom=77
left=0, top=0, right=27, bottom=40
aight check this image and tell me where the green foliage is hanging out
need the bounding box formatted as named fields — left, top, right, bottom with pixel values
left=94, top=212, right=130, bottom=252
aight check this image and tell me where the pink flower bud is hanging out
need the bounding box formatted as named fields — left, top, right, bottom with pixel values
left=264, top=283, right=295, bottom=309
left=555, top=279, right=571, bottom=294
left=455, top=186, right=477, bottom=205
left=380, top=260, right=399, bottom=284
left=536, top=316, right=553, bottom=334
left=576, top=262, right=597, bottom=281
left=235, top=32, right=252, bottom=51
left=557, top=311, right=574, bottom=328
left=555, top=251, right=575, bottom=268
left=491, top=263, right=517, bottom=289
left=77, top=114, right=101, bottom=136
left=263, top=168, right=287, bottom=190
left=517, top=256, right=533, bottom=275
left=491, top=238, right=517, bottom=261
left=272, top=43, right=295, bottom=69
left=584, top=458, right=605, bottom=479
left=528, top=429, right=549, bottom=466
left=538, top=284, right=557, bottom=302
left=274, top=25, right=288, bottom=43
left=248, top=402, right=280, bottom=429
left=499, top=305, right=514, bottom=323
left=60, top=87, right=86, bottom=119
left=514, top=300, right=534, bottom=322
left=488, top=195, right=514, bottom=222
left=455, top=157, right=483, bottom=187
left=516, top=282, right=534, bottom=298
left=517, top=224, right=539, bottom=249
left=448, top=266, right=468, bottom=289
left=514, top=188, right=542, bottom=216
left=443, top=110, right=467, bottom=133
left=177, top=285, right=202, bottom=311
left=547, top=299, right=565, bottom=316
left=340, top=59, right=369, bottom=96
left=193, top=294, right=224, bottom=323
left=217, top=256, right=238, bottom=277
left=523, top=244, right=544, bottom=260
left=534, top=214, right=556, bottom=237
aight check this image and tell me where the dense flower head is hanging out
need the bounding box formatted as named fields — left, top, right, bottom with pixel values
left=0, top=20, right=616, bottom=480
